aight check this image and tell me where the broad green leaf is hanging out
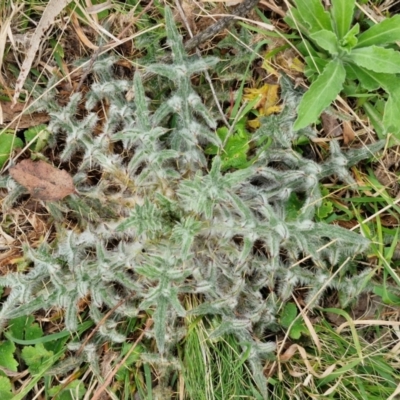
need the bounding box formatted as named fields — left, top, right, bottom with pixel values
left=345, top=64, right=392, bottom=91
left=294, top=58, right=346, bottom=130
left=280, top=302, right=297, bottom=327
left=8, top=316, right=43, bottom=342
left=48, top=381, right=86, bottom=400
left=292, top=0, right=333, bottom=33
left=21, top=343, right=54, bottom=374
left=205, top=121, right=252, bottom=170
left=0, top=376, right=13, bottom=400
left=304, top=56, right=330, bottom=79
left=0, top=341, right=18, bottom=372
left=383, top=87, right=400, bottom=135
left=349, top=46, right=400, bottom=74
left=330, top=0, right=355, bottom=39
left=0, top=133, right=23, bottom=168
left=310, top=29, right=339, bottom=55
left=297, top=38, right=320, bottom=59
left=356, top=14, right=400, bottom=48
left=23, top=124, right=50, bottom=152
left=8, top=316, right=34, bottom=340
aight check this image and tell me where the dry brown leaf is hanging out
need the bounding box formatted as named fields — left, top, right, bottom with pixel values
left=180, top=0, right=197, bottom=34
left=0, top=101, right=49, bottom=129
left=9, top=159, right=75, bottom=201
left=321, top=112, right=342, bottom=137
left=70, top=11, right=99, bottom=50
left=12, top=0, right=75, bottom=105
left=343, top=120, right=355, bottom=145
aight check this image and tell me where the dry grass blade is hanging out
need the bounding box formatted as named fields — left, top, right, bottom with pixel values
left=12, top=0, right=75, bottom=105
left=0, top=4, right=23, bottom=95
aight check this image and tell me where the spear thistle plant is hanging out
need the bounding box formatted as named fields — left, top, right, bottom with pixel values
left=0, top=7, right=384, bottom=396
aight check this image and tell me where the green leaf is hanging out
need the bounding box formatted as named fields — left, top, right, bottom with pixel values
left=285, top=192, right=304, bottom=221
left=310, top=29, right=339, bottom=55
left=48, top=381, right=86, bottom=400
left=0, top=376, right=14, bottom=400
left=292, top=0, right=333, bottom=33
left=339, top=23, right=359, bottom=51
left=8, top=316, right=32, bottom=341
left=8, top=316, right=43, bottom=342
left=23, top=124, right=50, bottom=152
left=205, top=122, right=252, bottom=171
left=349, top=46, right=400, bottom=74
left=279, top=303, right=308, bottom=339
left=316, top=200, right=334, bottom=220
left=383, top=87, right=400, bottom=135
left=304, top=56, right=330, bottom=79
left=280, top=302, right=297, bottom=327
left=345, top=64, right=391, bottom=91
left=330, top=0, right=355, bottom=39
left=294, top=58, right=346, bottom=130
left=356, top=14, right=400, bottom=48
left=363, top=101, right=386, bottom=138
left=284, top=8, right=309, bottom=34
left=0, top=133, right=23, bottom=168
left=21, top=343, right=54, bottom=374
left=0, top=341, right=18, bottom=372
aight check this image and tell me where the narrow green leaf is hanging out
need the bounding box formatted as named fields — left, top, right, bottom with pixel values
left=330, top=0, right=355, bottom=39
left=356, top=14, right=400, bottom=48
left=349, top=46, right=400, bottom=74
left=310, top=29, right=339, bottom=55
left=294, top=58, right=346, bottom=130
left=363, top=101, right=386, bottom=138
left=292, top=0, right=333, bottom=33
left=383, top=87, right=400, bottom=135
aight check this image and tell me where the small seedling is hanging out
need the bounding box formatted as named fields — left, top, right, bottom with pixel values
left=286, top=0, right=400, bottom=135
left=279, top=302, right=309, bottom=340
